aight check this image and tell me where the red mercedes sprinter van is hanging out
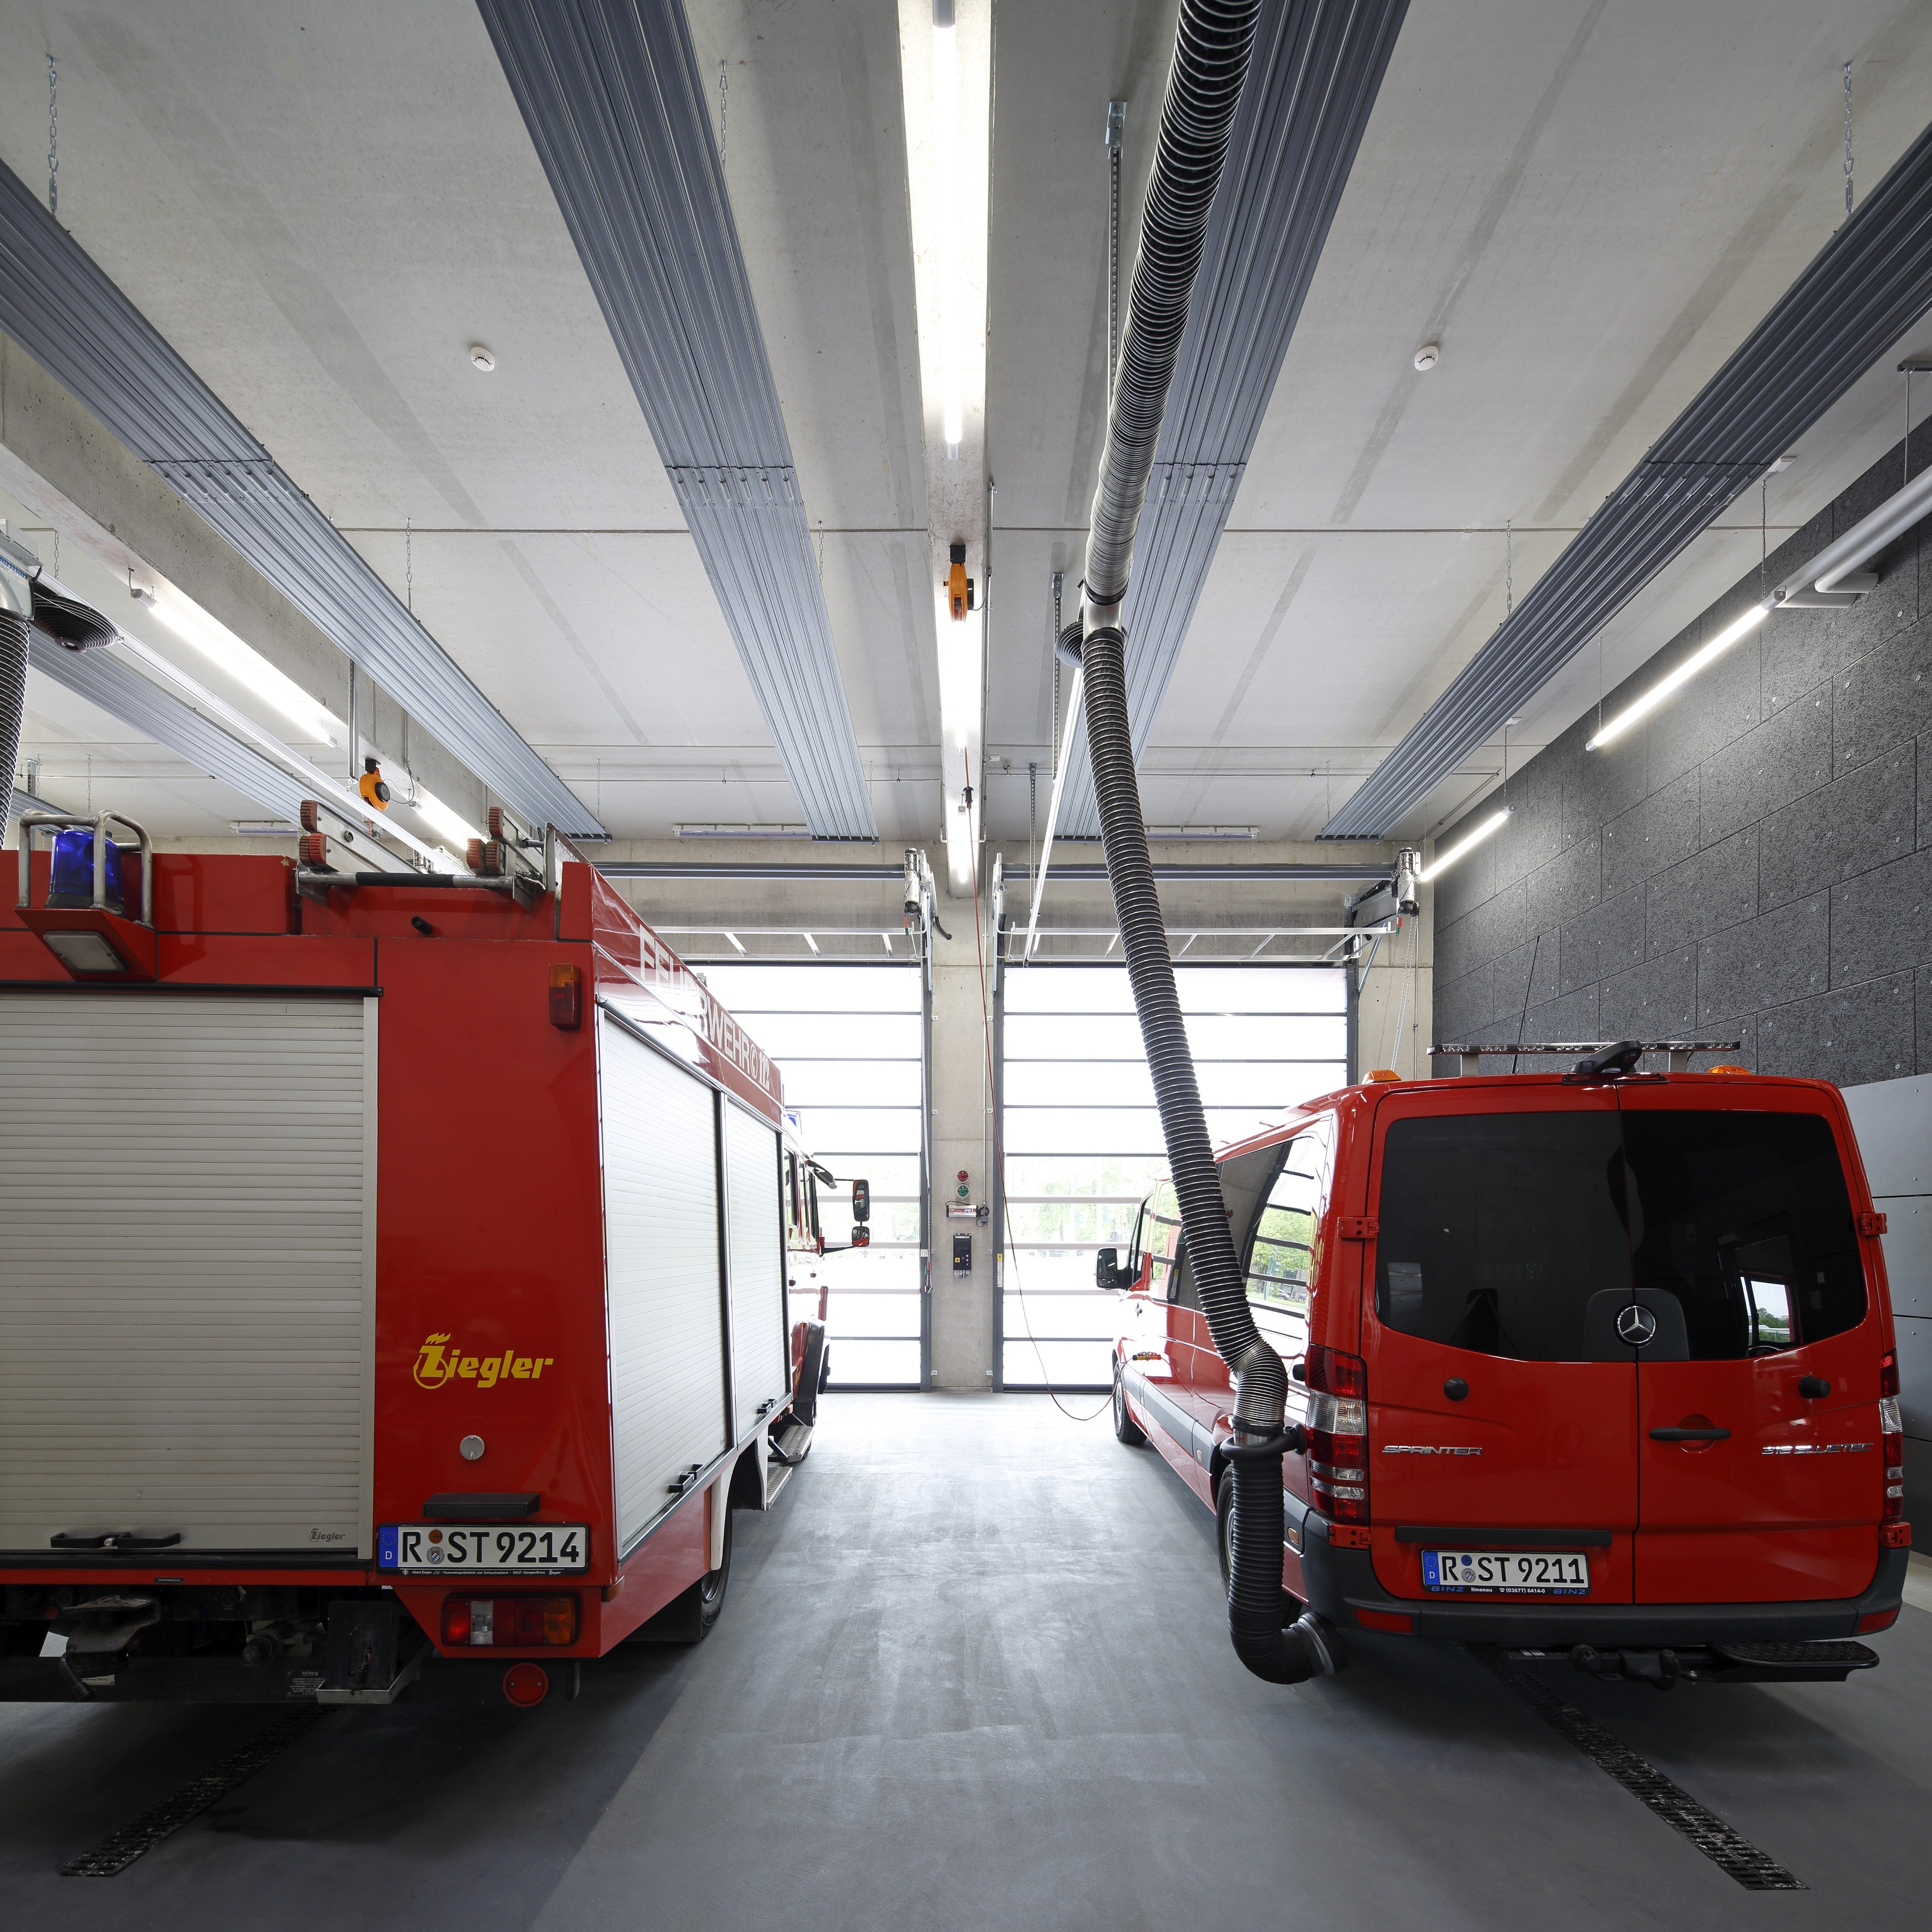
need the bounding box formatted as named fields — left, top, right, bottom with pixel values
left=1108, top=1065, right=1910, bottom=1683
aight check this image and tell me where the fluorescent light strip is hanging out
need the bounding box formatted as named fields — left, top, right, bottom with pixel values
left=932, top=11, right=963, bottom=455
left=1585, top=602, right=1770, bottom=750
left=1418, top=809, right=1508, bottom=884
left=135, top=587, right=341, bottom=747
left=410, top=786, right=483, bottom=849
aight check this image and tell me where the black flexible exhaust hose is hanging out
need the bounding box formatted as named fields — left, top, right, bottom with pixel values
left=0, top=609, right=26, bottom=819
left=1078, top=0, right=1340, bottom=1684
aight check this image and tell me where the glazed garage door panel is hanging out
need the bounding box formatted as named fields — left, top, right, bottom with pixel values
left=0, top=993, right=376, bottom=1555
left=599, top=1015, right=729, bottom=1551
left=724, top=1098, right=788, bottom=1431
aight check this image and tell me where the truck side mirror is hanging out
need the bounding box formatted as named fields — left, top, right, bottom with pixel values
left=851, top=1178, right=870, bottom=1223
left=1095, top=1246, right=1123, bottom=1290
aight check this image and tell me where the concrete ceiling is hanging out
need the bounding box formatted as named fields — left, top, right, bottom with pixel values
left=4, top=0, right=1932, bottom=863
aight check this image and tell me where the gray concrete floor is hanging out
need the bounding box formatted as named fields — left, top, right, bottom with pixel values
left=2, top=1392, right=1928, bottom=1930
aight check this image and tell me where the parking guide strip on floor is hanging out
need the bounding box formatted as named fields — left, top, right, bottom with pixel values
left=60, top=1707, right=336, bottom=1877
left=1493, top=1664, right=1805, bottom=1891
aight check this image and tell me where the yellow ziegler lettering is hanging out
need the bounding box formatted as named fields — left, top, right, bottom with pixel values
left=413, top=1334, right=555, bottom=1388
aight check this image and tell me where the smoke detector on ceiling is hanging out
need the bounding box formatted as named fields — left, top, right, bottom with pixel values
left=468, top=344, right=496, bottom=372
left=1413, top=342, right=1440, bottom=371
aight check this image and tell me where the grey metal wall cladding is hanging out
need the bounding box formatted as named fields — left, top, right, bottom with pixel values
left=30, top=633, right=311, bottom=826
left=476, top=0, right=877, bottom=841
left=1326, top=114, right=1932, bottom=841
left=0, top=994, right=375, bottom=1555
left=1056, top=0, right=1410, bottom=837
left=598, top=1015, right=729, bottom=1551
left=722, top=1098, right=788, bottom=1433
left=0, top=162, right=601, bottom=841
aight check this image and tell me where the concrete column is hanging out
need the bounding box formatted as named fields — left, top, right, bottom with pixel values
left=1358, top=889, right=1434, bottom=1080
left=926, top=894, right=996, bottom=1389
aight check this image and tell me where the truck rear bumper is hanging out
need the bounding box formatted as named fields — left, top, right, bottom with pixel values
left=0, top=1651, right=581, bottom=1704
left=1300, top=1517, right=1909, bottom=1646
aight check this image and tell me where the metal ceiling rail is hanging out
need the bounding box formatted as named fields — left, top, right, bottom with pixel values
left=1325, top=111, right=1932, bottom=840
left=599, top=859, right=1388, bottom=881
left=477, top=0, right=876, bottom=841
left=0, top=163, right=600, bottom=842
left=1051, top=0, right=1410, bottom=837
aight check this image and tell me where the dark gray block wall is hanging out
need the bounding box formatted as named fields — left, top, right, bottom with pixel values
left=1430, top=421, right=1932, bottom=1085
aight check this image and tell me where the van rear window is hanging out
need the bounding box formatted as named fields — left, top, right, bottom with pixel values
left=1373, top=1113, right=1630, bottom=1360
left=1373, top=1108, right=1867, bottom=1361
left=1621, top=1112, right=1865, bottom=1357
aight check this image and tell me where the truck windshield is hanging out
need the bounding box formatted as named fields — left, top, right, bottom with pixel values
left=1372, top=1108, right=1865, bottom=1361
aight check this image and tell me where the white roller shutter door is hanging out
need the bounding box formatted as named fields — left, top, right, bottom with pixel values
left=0, top=992, right=376, bottom=1555
left=723, top=1098, right=788, bottom=1431
left=598, top=1015, right=729, bottom=1550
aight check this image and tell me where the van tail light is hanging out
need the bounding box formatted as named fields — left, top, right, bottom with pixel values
left=442, top=1595, right=579, bottom=1648
left=1881, top=1350, right=1900, bottom=1398
left=1880, top=1396, right=1905, bottom=1524
left=1306, top=1347, right=1369, bottom=1526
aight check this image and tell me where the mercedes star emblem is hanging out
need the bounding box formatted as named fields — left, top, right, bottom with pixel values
left=1617, top=1303, right=1658, bottom=1347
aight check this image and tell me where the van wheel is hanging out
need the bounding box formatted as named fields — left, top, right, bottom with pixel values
left=630, top=1510, right=733, bottom=1644
left=1215, top=1470, right=1295, bottom=1622
left=1113, top=1360, right=1146, bottom=1445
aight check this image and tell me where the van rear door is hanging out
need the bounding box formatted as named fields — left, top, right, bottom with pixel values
left=1618, top=1092, right=1883, bottom=1603
left=1364, top=1086, right=1638, bottom=1603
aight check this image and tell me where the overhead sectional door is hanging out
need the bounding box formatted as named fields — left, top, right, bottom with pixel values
left=1000, top=965, right=1348, bottom=1388
left=0, top=991, right=376, bottom=1555
left=723, top=1096, right=788, bottom=1432
left=598, top=1014, right=729, bottom=1551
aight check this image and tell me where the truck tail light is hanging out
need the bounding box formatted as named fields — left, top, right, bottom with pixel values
left=1881, top=1396, right=1905, bottom=1524
left=549, top=963, right=583, bottom=1030
left=1306, top=1346, right=1369, bottom=1526
left=442, top=1595, right=579, bottom=1647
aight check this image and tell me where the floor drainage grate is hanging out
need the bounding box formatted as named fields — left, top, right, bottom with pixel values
left=1493, top=1662, right=1805, bottom=1891
left=61, top=1705, right=335, bottom=1877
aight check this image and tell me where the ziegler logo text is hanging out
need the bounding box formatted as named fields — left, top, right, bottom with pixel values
left=413, top=1334, right=555, bottom=1390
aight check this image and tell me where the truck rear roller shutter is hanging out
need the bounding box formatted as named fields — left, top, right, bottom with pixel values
left=0, top=992, right=375, bottom=1556
left=723, top=1097, right=788, bottom=1432
left=598, top=1015, right=729, bottom=1551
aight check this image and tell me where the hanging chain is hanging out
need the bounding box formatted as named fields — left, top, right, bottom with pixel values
left=1844, top=62, right=1854, bottom=216
left=47, top=54, right=58, bottom=219
left=718, top=59, right=728, bottom=169
left=1505, top=517, right=1513, bottom=617
left=816, top=517, right=825, bottom=579
left=1760, top=475, right=1768, bottom=597
left=1907, top=369, right=1914, bottom=486
left=1106, top=103, right=1125, bottom=407
left=405, top=514, right=413, bottom=614
left=1050, top=569, right=1064, bottom=778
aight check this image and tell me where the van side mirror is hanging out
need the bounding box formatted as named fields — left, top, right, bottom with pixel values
left=1095, top=1246, right=1124, bottom=1290
left=851, top=1178, right=870, bottom=1223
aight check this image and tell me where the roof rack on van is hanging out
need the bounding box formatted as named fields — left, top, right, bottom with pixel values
left=1430, top=1040, right=1742, bottom=1077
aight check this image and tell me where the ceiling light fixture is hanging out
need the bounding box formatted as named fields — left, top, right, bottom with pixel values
left=469, top=344, right=496, bottom=371
left=1585, top=601, right=1771, bottom=750
left=1418, top=809, right=1508, bottom=883
left=131, top=583, right=342, bottom=747
left=409, top=786, right=483, bottom=849
left=900, top=0, right=991, bottom=894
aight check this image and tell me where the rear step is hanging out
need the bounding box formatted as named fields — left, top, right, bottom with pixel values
left=1504, top=1640, right=1880, bottom=1688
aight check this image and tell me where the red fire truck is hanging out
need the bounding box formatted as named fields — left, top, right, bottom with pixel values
left=0, top=818, right=830, bottom=1707
left=1107, top=1053, right=1910, bottom=1687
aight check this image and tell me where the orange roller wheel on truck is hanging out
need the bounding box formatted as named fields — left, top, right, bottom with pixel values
left=0, top=829, right=827, bottom=1706
left=1107, top=1048, right=1909, bottom=1688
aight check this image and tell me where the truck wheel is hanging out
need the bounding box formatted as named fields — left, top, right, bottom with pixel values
left=1112, top=1359, right=1146, bottom=1445
left=630, top=1509, right=733, bottom=1644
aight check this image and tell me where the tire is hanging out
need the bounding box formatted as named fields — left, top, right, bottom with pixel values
left=1215, top=1468, right=1296, bottom=1624
left=630, top=1508, right=733, bottom=1644
left=1113, top=1358, right=1146, bottom=1445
